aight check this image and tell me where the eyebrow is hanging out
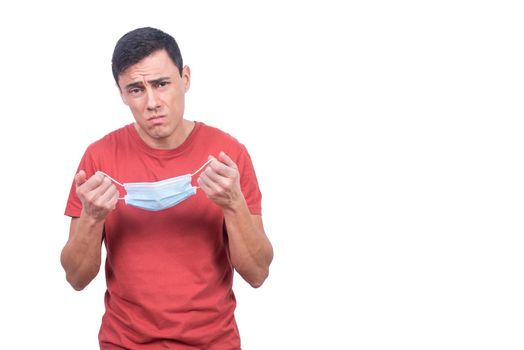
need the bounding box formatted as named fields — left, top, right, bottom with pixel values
left=124, top=77, right=171, bottom=90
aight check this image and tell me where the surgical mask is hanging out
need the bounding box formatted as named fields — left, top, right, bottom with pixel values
left=99, top=159, right=211, bottom=211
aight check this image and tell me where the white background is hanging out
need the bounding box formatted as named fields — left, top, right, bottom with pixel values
left=0, top=1, right=523, bottom=349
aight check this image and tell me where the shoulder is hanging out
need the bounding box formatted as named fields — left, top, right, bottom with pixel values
left=80, top=124, right=134, bottom=171
left=193, top=122, right=258, bottom=173
left=197, top=122, right=239, bottom=144
left=85, top=124, right=133, bottom=153
left=194, top=122, right=247, bottom=153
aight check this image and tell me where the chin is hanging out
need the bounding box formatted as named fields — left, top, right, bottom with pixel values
left=150, top=125, right=174, bottom=138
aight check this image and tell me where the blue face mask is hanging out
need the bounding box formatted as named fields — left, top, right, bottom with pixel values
left=100, top=159, right=211, bottom=211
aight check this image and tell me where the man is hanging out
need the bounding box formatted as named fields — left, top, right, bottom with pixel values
left=61, top=27, right=273, bottom=350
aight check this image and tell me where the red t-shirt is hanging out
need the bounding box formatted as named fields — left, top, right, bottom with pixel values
left=65, top=122, right=262, bottom=350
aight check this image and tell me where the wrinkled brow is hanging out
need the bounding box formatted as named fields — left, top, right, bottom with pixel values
left=124, top=77, right=171, bottom=90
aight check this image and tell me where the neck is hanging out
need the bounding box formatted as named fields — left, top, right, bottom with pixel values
left=134, top=120, right=195, bottom=150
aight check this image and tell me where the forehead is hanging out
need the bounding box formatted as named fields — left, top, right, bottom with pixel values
left=118, top=49, right=178, bottom=85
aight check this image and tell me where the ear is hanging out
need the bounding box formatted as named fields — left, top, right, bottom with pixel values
left=182, top=65, right=191, bottom=92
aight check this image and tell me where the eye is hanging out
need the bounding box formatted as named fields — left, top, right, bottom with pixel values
left=155, top=81, right=170, bottom=89
left=128, top=87, right=144, bottom=96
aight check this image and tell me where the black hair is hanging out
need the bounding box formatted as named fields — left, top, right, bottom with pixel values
left=111, top=27, right=183, bottom=86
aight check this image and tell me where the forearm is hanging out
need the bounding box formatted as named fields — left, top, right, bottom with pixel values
left=197, top=152, right=273, bottom=287
left=61, top=214, right=104, bottom=291
left=223, top=200, right=273, bottom=288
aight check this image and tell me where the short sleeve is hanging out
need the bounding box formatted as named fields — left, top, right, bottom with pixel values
left=64, top=146, right=98, bottom=218
left=236, top=144, right=262, bottom=215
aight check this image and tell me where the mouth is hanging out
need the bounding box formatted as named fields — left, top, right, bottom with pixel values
left=148, top=115, right=166, bottom=124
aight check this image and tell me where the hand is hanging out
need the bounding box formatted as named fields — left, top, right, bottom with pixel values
left=198, top=152, right=244, bottom=211
left=75, top=170, right=119, bottom=222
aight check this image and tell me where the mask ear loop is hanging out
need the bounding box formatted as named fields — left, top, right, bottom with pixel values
left=97, top=171, right=126, bottom=200
left=191, top=158, right=213, bottom=190
left=192, top=158, right=213, bottom=176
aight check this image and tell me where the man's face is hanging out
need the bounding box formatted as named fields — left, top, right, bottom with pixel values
left=118, top=49, right=190, bottom=149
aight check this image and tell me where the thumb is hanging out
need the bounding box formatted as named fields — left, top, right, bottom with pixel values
left=75, top=170, right=87, bottom=187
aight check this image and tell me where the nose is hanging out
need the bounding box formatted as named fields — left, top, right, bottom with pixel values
left=145, top=87, right=160, bottom=111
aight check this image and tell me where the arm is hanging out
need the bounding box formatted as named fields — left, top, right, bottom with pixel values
left=223, top=206, right=273, bottom=288
left=198, top=152, right=273, bottom=288
left=60, top=171, right=119, bottom=291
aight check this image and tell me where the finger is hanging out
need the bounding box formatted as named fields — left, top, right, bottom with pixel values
left=198, top=173, right=222, bottom=194
left=203, top=167, right=237, bottom=193
left=219, top=152, right=238, bottom=170
left=203, top=164, right=226, bottom=183
left=79, top=175, right=112, bottom=205
left=81, top=172, right=106, bottom=192
left=75, top=170, right=87, bottom=187
left=197, top=176, right=212, bottom=196
left=96, top=183, right=120, bottom=209
left=97, top=176, right=116, bottom=195
left=208, top=157, right=237, bottom=178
